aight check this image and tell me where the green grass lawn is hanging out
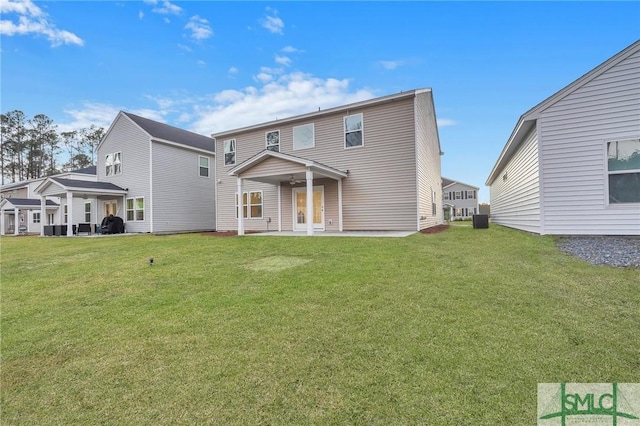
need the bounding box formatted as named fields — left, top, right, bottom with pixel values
left=1, top=225, right=638, bottom=425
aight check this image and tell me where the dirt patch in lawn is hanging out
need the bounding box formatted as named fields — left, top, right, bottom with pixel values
left=201, top=230, right=263, bottom=237
left=244, top=256, right=312, bottom=272
left=420, top=224, right=450, bottom=234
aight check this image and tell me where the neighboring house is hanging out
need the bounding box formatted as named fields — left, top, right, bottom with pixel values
left=442, top=177, right=479, bottom=220
left=0, top=166, right=96, bottom=235
left=29, top=111, right=216, bottom=236
left=486, top=40, right=640, bottom=235
left=211, top=89, right=444, bottom=235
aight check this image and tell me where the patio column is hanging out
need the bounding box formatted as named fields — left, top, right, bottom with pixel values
left=277, top=182, right=282, bottom=232
left=40, top=196, right=46, bottom=236
left=338, top=178, right=343, bottom=232
left=14, top=207, right=19, bottom=235
left=67, top=191, right=74, bottom=236
left=306, top=168, right=314, bottom=236
left=237, top=177, right=244, bottom=236
left=0, top=208, right=5, bottom=236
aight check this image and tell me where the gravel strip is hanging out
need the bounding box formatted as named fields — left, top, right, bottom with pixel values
left=556, top=236, right=640, bottom=268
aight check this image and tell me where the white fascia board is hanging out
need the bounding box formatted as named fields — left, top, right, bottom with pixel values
left=152, top=138, right=215, bottom=156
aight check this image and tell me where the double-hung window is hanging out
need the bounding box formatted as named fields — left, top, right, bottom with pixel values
left=84, top=201, right=92, bottom=222
left=199, top=156, right=210, bottom=177
left=607, top=139, right=640, bottom=204
left=266, top=130, right=280, bottom=152
left=224, top=139, right=236, bottom=166
left=105, top=152, right=122, bottom=176
left=344, top=113, right=363, bottom=148
left=235, top=191, right=263, bottom=219
left=33, top=212, right=41, bottom=223
left=293, top=123, right=314, bottom=150
left=126, top=197, right=145, bottom=221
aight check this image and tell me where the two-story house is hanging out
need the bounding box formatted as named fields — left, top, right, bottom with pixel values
left=442, top=177, right=479, bottom=220
left=33, top=112, right=216, bottom=235
left=212, top=89, right=444, bottom=235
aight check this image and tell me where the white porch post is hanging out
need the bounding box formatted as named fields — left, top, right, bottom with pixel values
left=14, top=207, right=19, bottom=235
left=40, top=196, right=46, bottom=236
left=67, top=191, right=74, bottom=236
left=277, top=182, right=282, bottom=232
left=306, top=168, right=314, bottom=236
left=0, top=208, right=5, bottom=236
left=338, top=178, right=344, bottom=232
left=237, top=177, right=244, bottom=236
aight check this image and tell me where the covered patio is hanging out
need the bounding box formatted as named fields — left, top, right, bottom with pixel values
left=0, top=198, right=59, bottom=236
left=34, top=177, right=128, bottom=236
left=229, top=150, right=348, bottom=236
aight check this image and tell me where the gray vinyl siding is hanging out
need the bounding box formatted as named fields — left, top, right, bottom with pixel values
left=151, top=142, right=216, bottom=233
left=415, top=91, right=444, bottom=229
left=443, top=182, right=479, bottom=217
left=538, top=49, right=640, bottom=235
left=489, top=127, right=541, bottom=233
left=98, top=114, right=151, bottom=233
left=216, top=96, right=422, bottom=231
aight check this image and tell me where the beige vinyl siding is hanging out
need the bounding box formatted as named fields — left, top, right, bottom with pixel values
left=98, top=114, right=151, bottom=232
left=281, top=179, right=339, bottom=231
left=489, top=127, right=541, bottom=233
left=415, top=91, right=444, bottom=229
left=241, top=157, right=307, bottom=180
left=539, top=49, right=640, bottom=235
left=151, top=142, right=215, bottom=233
left=216, top=96, right=420, bottom=231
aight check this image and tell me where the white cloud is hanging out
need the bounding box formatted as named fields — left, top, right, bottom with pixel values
left=261, top=8, right=284, bottom=35
left=197, top=59, right=206, bottom=66
left=177, top=43, right=192, bottom=52
left=275, top=55, right=291, bottom=66
left=0, top=0, right=83, bottom=47
left=59, top=103, right=122, bottom=133
left=378, top=60, right=404, bottom=70
left=190, top=72, right=375, bottom=134
left=151, top=0, right=181, bottom=15
left=281, top=45, right=301, bottom=53
left=185, top=15, right=213, bottom=40
left=138, top=10, right=144, bottom=20
left=164, top=17, right=170, bottom=24
left=227, top=66, right=239, bottom=77
left=437, top=118, right=457, bottom=127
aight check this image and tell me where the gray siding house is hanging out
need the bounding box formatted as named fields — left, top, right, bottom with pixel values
left=486, top=40, right=640, bottom=235
left=212, top=89, right=444, bottom=235
left=442, top=177, right=479, bottom=220
left=0, top=166, right=96, bottom=236
left=28, top=112, right=216, bottom=236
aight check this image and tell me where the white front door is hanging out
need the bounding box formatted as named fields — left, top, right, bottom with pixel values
left=293, top=186, right=324, bottom=231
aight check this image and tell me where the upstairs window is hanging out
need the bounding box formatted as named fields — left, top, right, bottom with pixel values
left=293, top=123, right=315, bottom=150
left=266, top=130, right=280, bottom=152
left=199, top=156, right=210, bottom=178
left=105, top=152, right=122, bottom=176
left=344, top=113, right=363, bottom=148
left=224, top=139, right=236, bottom=166
left=608, top=139, right=640, bottom=204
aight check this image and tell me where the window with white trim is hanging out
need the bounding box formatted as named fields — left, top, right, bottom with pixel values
left=84, top=201, right=91, bottom=222
left=235, top=191, right=263, bottom=219
left=344, top=113, right=363, bottom=148
left=293, top=123, right=314, bottom=150
left=224, top=139, right=236, bottom=166
left=443, top=192, right=449, bottom=200
left=105, top=152, right=122, bottom=176
left=266, top=130, right=280, bottom=152
left=33, top=212, right=41, bottom=223
left=607, top=139, right=640, bottom=204
left=199, top=156, right=210, bottom=178
left=466, top=190, right=476, bottom=199
left=126, top=197, right=144, bottom=221
left=48, top=213, right=54, bottom=225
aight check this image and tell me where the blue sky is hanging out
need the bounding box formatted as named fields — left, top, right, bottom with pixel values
left=1, top=1, right=639, bottom=202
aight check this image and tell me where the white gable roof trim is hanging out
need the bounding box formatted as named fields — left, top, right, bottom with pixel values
left=228, top=150, right=348, bottom=180
left=486, top=40, right=640, bottom=186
